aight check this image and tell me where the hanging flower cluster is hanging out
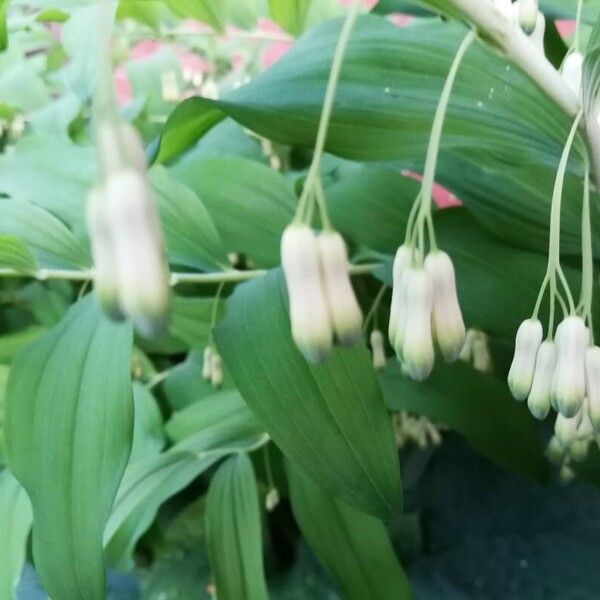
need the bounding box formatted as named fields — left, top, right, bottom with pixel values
left=459, top=329, right=493, bottom=373
left=86, top=118, right=171, bottom=337
left=202, top=346, right=224, bottom=388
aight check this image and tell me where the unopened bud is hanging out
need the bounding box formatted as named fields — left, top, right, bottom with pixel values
left=317, top=231, right=363, bottom=345
left=370, top=330, right=386, bottom=370
left=518, top=0, right=539, bottom=34
left=585, top=346, right=600, bottom=430
left=388, top=245, right=411, bottom=346
left=86, top=187, right=123, bottom=320
left=425, top=251, right=465, bottom=362
left=546, top=436, right=565, bottom=465
left=210, top=353, right=223, bottom=388
left=402, top=268, right=435, bottom=381
left=527, top=340, right=556, bottom=420
left=561, top=52, right=583, bottom=98
left=552, top=316, right=587, bottom=417
left=529, top=12, right=545, bottom=54
left=471, top=331, right=493, bottom=373
left=508, top=318, right=543, bottom=401
left=559, top=464, right=575, bottom=484
left=569, top=439, right=589, bottom=462
left=459, top=329, right=474, bottom=362
left=202, top=346, right=213, bottom=381
left=281, top=225, right=332, bottom=363
left=554, top=411, right=581, bottom=447
left=105, top=169, right=171, bottom=337
left=265, top=488, right=280, bottom=511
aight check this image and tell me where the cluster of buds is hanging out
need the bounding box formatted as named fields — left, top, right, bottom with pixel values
left=202, top=346, right=224, bottom=388
left=459, top=329, right=493, bottom=373
left=86, top=119, right=170, bottom=337
left=508, top=316, right=600, bottom=433
left=494, top=0, right=545, bottom=52
left=389, top=246, right=465, bottom=381
left=393, top=412, right=443, bottom=449
left=281, top=225, right=363, bottom=363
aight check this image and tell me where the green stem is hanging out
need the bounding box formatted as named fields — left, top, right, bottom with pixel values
left=574, top=0, right=584, bottom=52
left=362, top=284, right=388, bottom=334
left=580, top=158, right=593, bottom=319
left=295, top=0, right=362, bottom=222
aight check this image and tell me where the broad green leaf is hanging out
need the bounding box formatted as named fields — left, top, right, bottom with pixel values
left=105, top=392, right=267, bottom=545
left=4, top=295, right=134, bottom=600
left=150, top=166, right=229, bottom=272
left=0, top=469, right=32, bottom=600
left=0, top=134, right=94, bottom=233
left=0, top=0, right=8, bottom=51
left=15, top=281, right=73, bottom=327
left=372, top=0, right=431, bottom=16
left=205, top=453, right=268, bottom=600
left=0, top=327, right=46, bottom=365
left=117, top=0, right=168, bottom=29
left=166, top=390, right=261, bottom=443
left=0, top=235, right=37, bottom=272
left=168, top=294, right=223, bottom=349
left=165, top=0, right=225, bottom=30
left=268, top=0, right=342, bottom=36
left=0, top=62, right=49, bottom=111
left=158, top=17, right=575, bottom=173
left=215, top=269, right=401, bottom=518
left=172, top=157, right=297, bottom=267
left=0, top=365, right=8, bottom=459
left=378, top=361, right=547, bottom=482
left=0, top=199, right=89, bottom=268
left=288, top=463, right=411, bottom=600
left=130, top=383, right=165, bottom=462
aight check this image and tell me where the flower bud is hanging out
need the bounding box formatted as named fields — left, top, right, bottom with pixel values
left=561, top=52, right=583, bottom=98
left=202, top=346, right=213, bottom=381
left=518, top=0, right=539, bottom=34
left=551, top=316, right=587, bottom=417
left=554, top=411, right=581, bottom=447
left=317, top=231, right=363, bottom=345
left=402, top=268, right=435, bottom=381
left=281, top=225, right=332, bottom=363
left=458, top=329, right=474, bottom=363
left=526, top=340, right=556, bottom=420
left=559, top=464, right=575, bottom=484
left=546, top=436, right=565, bottom=465
left=585, top=345, right=600, bottom=430
left=529, top=12, right=546, bottom=54
left=508, top=318, right=543, bottom=401
left=85, top=187, right=123, bottom=320
left=104, top=169, right=171, bottom=338
left=388, top=245, right=411, bottom=346
left=471, top=331, right=493, bottom=373
left=569, top=439, right=589, bottom=462
left=370, top=329, right=386, bottom=370
left=425, top=250, right=465, bottom=362
left=210, top=353, right=223, bottom=388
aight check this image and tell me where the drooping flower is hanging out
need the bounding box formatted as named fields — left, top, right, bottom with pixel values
left=402, top=268, right=435, bottom=381
left=281, top=224, right=333, bottom=363
left=370, top=329, right=386, bottom=370
left=317, top=231, right=363, bottom=345
left=561, top=52, right=583, bottom=98
left=527, top=340, right=556, bottom=420
left=585, top=345, right=600, bottom=430
left=551, top=316, right=587, bottom=418
left=388, top=245, right=411, bottom=346
left=517, top=0, right=539, bottom=34
left=508, top=318, right=543, bottom=401
left=424, top=250, right=466, bottom=362
left=210, top=352, right=223, bottom=388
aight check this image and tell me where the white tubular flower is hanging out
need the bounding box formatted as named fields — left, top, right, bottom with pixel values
left=281, top=225, right=332, bottom=363
left=210, top=353, right=223, bottom=388
left=517, top=0, right=539, bottom=34
left=526, top=340, right=556, bottom=420
left=458, top=329, right=474, bottom=362
left=388, top=245, right=411, bottom=346
left=508, top=318, right=543, bottom=401
left=569, top=439, right=590, bottom=462
left=97, top=120, right=147, bottom=180
left=370, top=330, right=386, bottom=370
left=493, top=0, right=516, bottom=21
left=551, top=316, right=587, bottom=418
left=472, top=331, right=493, bottom=373
left=585, top=345, right=600, bottom=430
left=529, top=12, right=546, bottom=54
left=202, top=346, right=214, bottom=381
left=104, top=169, right=171, bottom=338
left=561, top=52, right=583, bottom=99
left=392, top=269, right=411, bottom=361
left=545, top=436, right=565, bottom=465
left=402, top=268, right=435, bottom=381
left=317, top=231, right=363, bottom=345
left=85, top=187, right=122, bottom=320
left=554, top=411, right=581, bottom=447
left=425, top=250, right=465, bottom=362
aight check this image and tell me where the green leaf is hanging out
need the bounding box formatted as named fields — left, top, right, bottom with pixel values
left=215, top=269, right=401, bottom=519
left=168, top=295, right=223, bottom=349
left=172, top=157, right=297, bottom=267
left=288, top=463, right=411, bottom=600
left=205, top=453, right=268, bottom=600
left=0, top=469, right=32, bottom=599
left=0, top=199, right=89, bottom=268
left=150, top=166, right=229, bottom=272
left=158, top=17, right=574, bottom=172
left=165, top=0, right=225, bottom=30
left=378, top=361, right=547, bottom=482
left=0, top=0, right=9, bottom=51
left=268, top=0, right=342, bottom=36
left=4, top=295, right=134, bottom=600
left=0, top=235, right=37, bottom=272
left=166, top=390, right=262, bottom=444
left=104, top=391, right=266, bottom=547
left=0, top=327, right=46, bottom=365
left=130, top=383, right=166, bottom=462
